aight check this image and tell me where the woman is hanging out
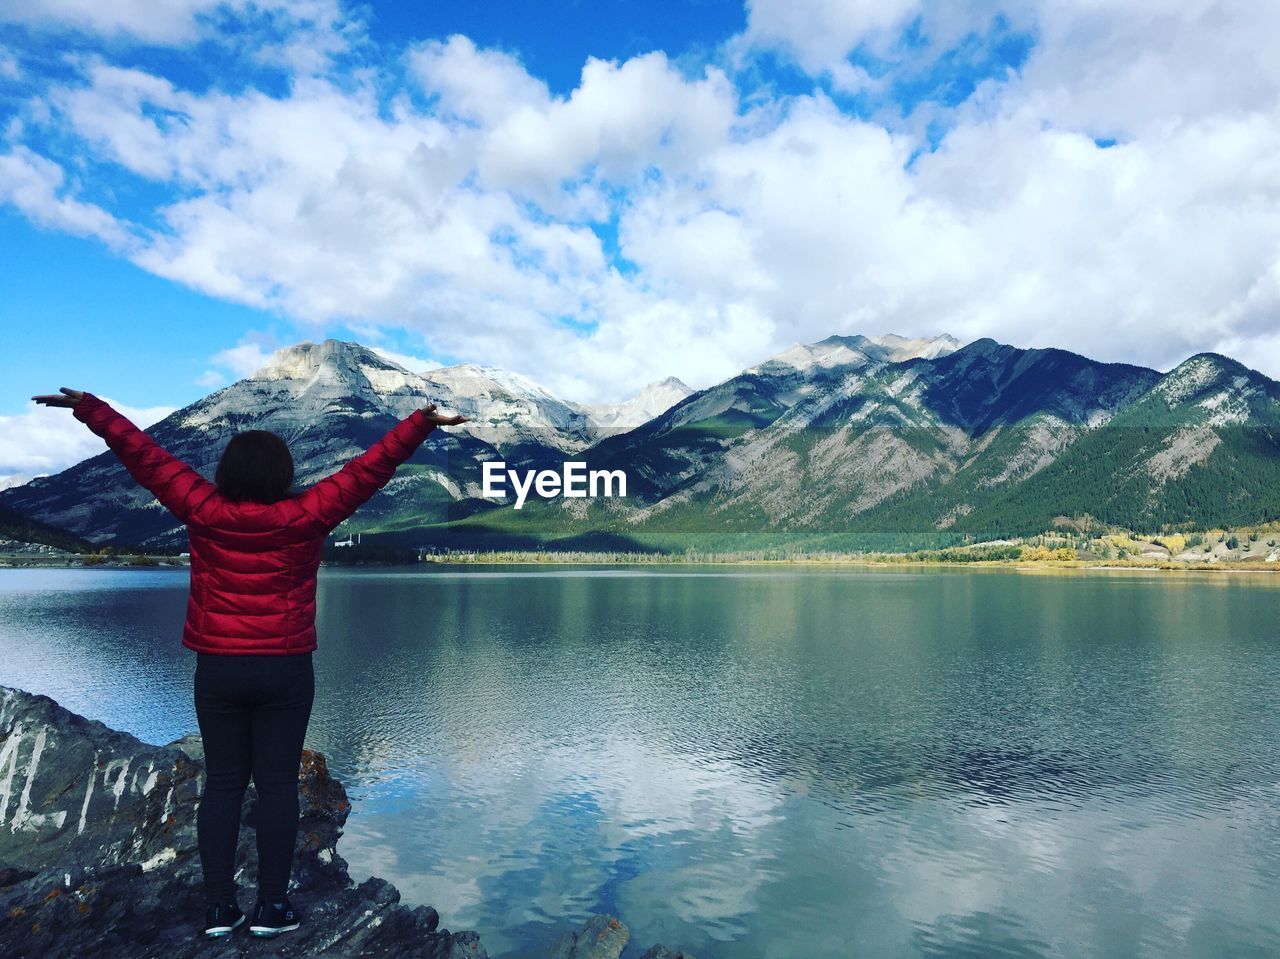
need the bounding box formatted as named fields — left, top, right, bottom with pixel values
left=31, top=386, right=468, bottom=940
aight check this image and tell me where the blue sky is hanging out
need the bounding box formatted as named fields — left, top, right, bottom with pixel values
left=2, top=0, right=1279, bottom=479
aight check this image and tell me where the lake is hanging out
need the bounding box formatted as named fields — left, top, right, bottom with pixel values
left=1, top=564, right=1279, bottom=958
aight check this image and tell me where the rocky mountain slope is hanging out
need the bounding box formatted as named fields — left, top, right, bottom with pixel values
left=955, top=352, right=1280, bottom=535
left=3, top=333, right=1279, bottom=551
left=463, top=336, right=1280, bottom=547
left=0, top=341, right=682, bottom=549
left=0, top=504, right=92, bottom=553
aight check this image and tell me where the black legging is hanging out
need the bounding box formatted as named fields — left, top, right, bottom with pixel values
left=193, top=651, right=315, bottom=905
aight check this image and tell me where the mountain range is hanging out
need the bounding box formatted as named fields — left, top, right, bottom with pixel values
left=4, top=333, right=1279, bottom=553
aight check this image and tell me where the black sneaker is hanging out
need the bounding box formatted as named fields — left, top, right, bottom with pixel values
left=204, top=901, right=245, bottom=938
left=250, top=898, right=301, bottom=938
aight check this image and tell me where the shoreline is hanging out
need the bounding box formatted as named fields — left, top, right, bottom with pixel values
left=3, top=552, right=1279, bottom=575
left=0, top=685, right=669, bottom=959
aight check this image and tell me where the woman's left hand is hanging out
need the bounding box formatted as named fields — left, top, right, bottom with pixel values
left=31, top=388, right=86, bottom=409
left=427, top=411, right=469, bottom=426
left=420, top=402, right=468, bottom=426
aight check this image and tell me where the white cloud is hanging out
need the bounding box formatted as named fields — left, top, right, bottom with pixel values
left=198, top=332, right=285, bottom=383
left=742, top=0, right=925, bottom=90
left=4, top=0, right=1280, bottom=405
left=194, top=370, right=226, bottom=388
left=742, top=1, right=1280, bottom=134
left=196, top=334, right=294, bottom=394
left=0, top=48, right=21, bottom=80
left=0, top=146, right=130, bottom=246
left=408, top=34, right=549, bottom=126
left=0, top=0, right=220, bottom=44
left=0, top=397, right=175, bottom=475
left=738, top=0, right=1024, bottom=96
left=475, top=51, right=736, bottom=198
left=905, top=107, right=1280, bottom=368
left=1009, top=0, right=1280, bottom=137
left=0, top=0, right=354, bottom=69
left=367, top=346, right=442, bottom=374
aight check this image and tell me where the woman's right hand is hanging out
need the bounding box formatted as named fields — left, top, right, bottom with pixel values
left=31, top=387, right=86, bottom=409
left=420, top=403, right=468, bottom=427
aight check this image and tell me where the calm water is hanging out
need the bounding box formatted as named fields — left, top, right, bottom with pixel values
left=2, top=564, right=1279, bottom=958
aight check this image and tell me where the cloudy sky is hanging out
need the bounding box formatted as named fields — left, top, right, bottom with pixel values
left=2, top=0, right=1279, bottom=478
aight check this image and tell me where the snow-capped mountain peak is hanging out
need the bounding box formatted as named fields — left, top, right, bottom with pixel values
left=747, top=333, right=962, bottom=376
left=249, top=339, right=425, bottom=397
left=855, top=333, right=963, bottom=362
left=427, top=362, right=566, bottom=406
left=747, top=339, right=871, bottom=375
left=253, top=338, right=393, bottom=378
left=577, top=377, right=694, bottom=430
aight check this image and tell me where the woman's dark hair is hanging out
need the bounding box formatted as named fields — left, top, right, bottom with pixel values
left=215, top=430, right=295, bottom=504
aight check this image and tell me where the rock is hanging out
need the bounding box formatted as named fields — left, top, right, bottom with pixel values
left=543, top=913, right=629, bottom=959
left=0, top=685, right=700, bottom=959
left=0, top=685, right=488, bottom=958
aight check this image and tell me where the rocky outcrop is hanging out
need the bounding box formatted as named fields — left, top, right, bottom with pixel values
left=540, top=913, right=695, bottom=959
left=0, top=685, right=484, bottom=958
left=0, top=686, right=695, bottom=959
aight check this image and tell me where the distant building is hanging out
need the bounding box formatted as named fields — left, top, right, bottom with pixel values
left=334, top=532, right=363, bottom=548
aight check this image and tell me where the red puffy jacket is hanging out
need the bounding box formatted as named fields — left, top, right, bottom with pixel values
left=72, top=392, right=436, bottom=655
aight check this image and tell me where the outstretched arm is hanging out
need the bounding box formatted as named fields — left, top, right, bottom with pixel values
left=294, top=403, right=467, bottom=533
left=33, top=388, right=218, bottom=524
